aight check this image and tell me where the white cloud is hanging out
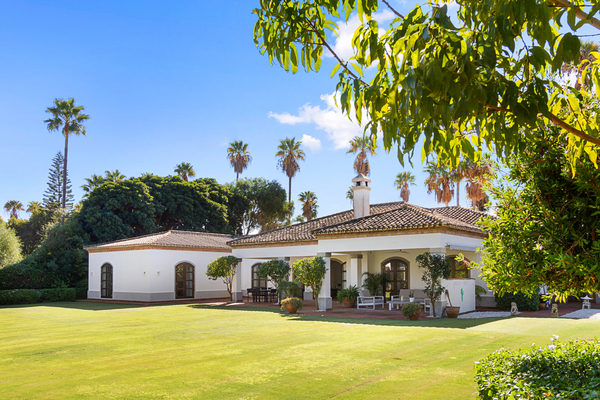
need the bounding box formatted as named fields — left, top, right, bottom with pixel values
left=268, top=92, right=365, bottom=150
left=301, top=134, right=322, bottom=151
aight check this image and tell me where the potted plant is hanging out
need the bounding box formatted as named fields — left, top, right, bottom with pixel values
left=445, top=289, right=460, bottom=318
left=401, top=302, right=422, bottom=320
left=409, top=291, right=415, bottom=302
left=280, top=297, right=303, bottom=314
left=337, top=285, right=360, bottom=308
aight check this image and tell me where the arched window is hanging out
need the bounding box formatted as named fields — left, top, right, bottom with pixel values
left=175, top=263, right=194, bottom=299
left=101, top=263, right=113, bottom=299
left=381, top=258, right=409, bottom=299
left=449, top=256, right=469, bottom=279
left=251, top=263, right=267, bottom=289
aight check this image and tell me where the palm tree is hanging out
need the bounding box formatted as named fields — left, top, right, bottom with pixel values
left=104, top=170, right=126, bottom=183
left=346, top=185, right=354, bottom=202
left=26, top=201, right=42, bottom=215
left=465, top=156, right=494, bottom=210
left=227, top=141, right=252, bottom=181
left=174, top=163, right=195, bottom=182
left=276, top=137, right=306, bottom=203
left=347, top=135, right=376, bottom=176
left=44, top=98, right=90, bottom=210
left=394, top=172, right=416, bottom=202
left=424, top=161, right=455, bottom=207
left=4, top=200, right=24, bottom=219
left=298, top=191, right=318, bottom=221
left=81, top=174, right=106, bottom=196
left=562, top=40, right=599, bottom=90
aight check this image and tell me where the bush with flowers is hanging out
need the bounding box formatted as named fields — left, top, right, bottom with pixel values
left=475, top=336, right=600, bottom=399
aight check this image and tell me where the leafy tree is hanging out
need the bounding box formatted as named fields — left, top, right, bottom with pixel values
left=8, top=207, right=60, bottom=255
left=416, top=252, right=451, bottom=318
left=562, top=40, right=599, bottom=91
left=276, top=137, right=305, bottom=203
left=104, top=170, right=126, bottom=183
left=252, top=1, right=600, bottom=168
left=346, top=185, right=353, bottom=202
left=0, top=222, right=22, bottom=268
left=4, top=201, right=24, bottom=220
left=44, top=98, right=89, bottom=210
left=26, top=202, right=42, bottom=215
left=394, top=172, right=415, bottom=202
left=81, top=174, right=105, bottom=197
left=174, top=163, right=195, bottom=182
left=475, top=127, right=600, bottom=298
left=227, top=141, right=252, bottom=181
left=298, top=191, right=318, bottom=221
left=227, top=178, right=288, bottom=235
left=257, top=259, right=291, bottom=303
left=206, top=255, right=241, bottom=301
left=293, top=257, right=327, bottom=302
left=347, top=135, right=376, bottom=176
left=43, top=152, right=74, bottom=209
left=424, top=161, right=454, bottom=207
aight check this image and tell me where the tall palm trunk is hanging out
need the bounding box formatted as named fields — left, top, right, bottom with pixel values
left=62, top=128, right=69, bottom=210
left=288, top=177, right=292, bottom=203
left=236, top=171, right=239, bottom=181
left=456, top=179, right=461, bottom=207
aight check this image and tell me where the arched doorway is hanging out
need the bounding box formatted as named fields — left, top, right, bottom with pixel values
left=381, top=258, right=409, bottom=300
left=101, top=263, right=113, bottom=299
left=175, top=263, right=194, bottom=299
left=330, top=260, right=346, bottom=299
left=251, top=263, right=267, bottom=289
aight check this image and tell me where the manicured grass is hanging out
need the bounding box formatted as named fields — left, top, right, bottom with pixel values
left=0, top=302, right=598, bottom=399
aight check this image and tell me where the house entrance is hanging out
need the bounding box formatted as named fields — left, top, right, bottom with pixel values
left=101, top=263, right=113, bottom=298
left=175, top=263, right=194, bottom=299
left=330, top=260, right=346, bottom=299
left=381, top=258, right=409, bottom=300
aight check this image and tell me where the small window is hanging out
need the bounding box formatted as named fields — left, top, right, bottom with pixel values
left=252, top=264, right=267, bottom=289
left=449, top=256, right=469, bottom=279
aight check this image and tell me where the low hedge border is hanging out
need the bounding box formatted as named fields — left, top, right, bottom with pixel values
left=495, top=289, right=540, bottom=311
left=0, top=288, right=76, bottom=305
left=475, top=337, right=600, bottom=399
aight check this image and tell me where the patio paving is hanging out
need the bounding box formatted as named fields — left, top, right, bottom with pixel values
left=82, top=297, right=599, bottom=320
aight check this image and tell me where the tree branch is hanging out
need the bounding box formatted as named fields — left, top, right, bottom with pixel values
left=381, top=0, right=404, bottom=19
left=548, top=0, right=600, bottom=30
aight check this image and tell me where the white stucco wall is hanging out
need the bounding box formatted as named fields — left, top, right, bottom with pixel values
left=88, top=248, right=231, bottom=302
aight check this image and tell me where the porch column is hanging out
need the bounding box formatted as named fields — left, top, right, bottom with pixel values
left=359, top=252, right=369, bottom=287
left=317, top=252, right=332, bottom=310
left=231, top=260, right=243, bottom=302
left=349, top=255, right=362, bottom=288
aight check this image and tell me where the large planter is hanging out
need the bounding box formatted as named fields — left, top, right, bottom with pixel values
left=539, top=302, right=546, bottom=310
left=408, top=308, right=421, bottom=321
left=343, top=298, right=355, bottom=308
left=446, top=306, right=460, bottom=318
left=285, top=303, right=298, bottom=314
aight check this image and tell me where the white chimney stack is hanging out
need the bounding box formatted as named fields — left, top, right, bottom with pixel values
left=352, top=174, right=371, bottom=219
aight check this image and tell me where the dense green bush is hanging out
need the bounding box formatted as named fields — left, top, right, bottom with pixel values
left=39, top=288, right=76, bottom=302
left=0, top=289, right=42, bottom=305
left=495, top=289, right=540, bottom=311
left=476, top=337, right=600, bottom=399
left=277, top=281, right=302, bottom=299
left=0, top=288, right=77, bottom=305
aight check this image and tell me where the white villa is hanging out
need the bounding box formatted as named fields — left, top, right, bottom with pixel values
left=85, top=175, right=493, bottom=313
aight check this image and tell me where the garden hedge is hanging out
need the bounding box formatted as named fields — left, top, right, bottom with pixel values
left=495, top=289, right=540, bottom=311
left=475, top=338, right=600, bottom=399
left=0, top=288, right=76, bottom=305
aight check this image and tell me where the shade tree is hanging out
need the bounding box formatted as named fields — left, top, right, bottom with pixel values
left=206, top=255, right=241, bottom=301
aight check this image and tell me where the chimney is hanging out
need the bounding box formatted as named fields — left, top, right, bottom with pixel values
left=352, top=174, right=371, bottom=219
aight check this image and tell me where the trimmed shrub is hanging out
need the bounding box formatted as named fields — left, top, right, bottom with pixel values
left=0, top=289, right=41, bottom=305
left=39, top=288, right=76, bottom=302
left=495, top=289, right=539, bottom=311
left=475, top=338, right=600, bottom=399
left=277, top=281, right=302, bottom=299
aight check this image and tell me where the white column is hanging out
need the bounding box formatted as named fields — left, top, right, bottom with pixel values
left=349, top=255, right=362, bottom=288
left=231, top=261, right=243, bottom=302
left=359, top=252, right=369, bottom=287
left=317, top=253, right=332, bottom=310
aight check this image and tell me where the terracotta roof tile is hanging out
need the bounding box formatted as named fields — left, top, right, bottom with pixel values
left=84, top=230, right=234, bottom=251
left=227, top=202, right=405, bottom=246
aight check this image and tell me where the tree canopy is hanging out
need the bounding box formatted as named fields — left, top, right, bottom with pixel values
left=206, top=255, right=241, bottom=300
left=253, top=0, right=600, bottom=168
left=0, top=221, right=22, bottom=268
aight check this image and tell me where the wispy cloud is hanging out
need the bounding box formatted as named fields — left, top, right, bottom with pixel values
left=301, top=134, right=322, bottom=151
left=269, top=92, right=365, bottom=150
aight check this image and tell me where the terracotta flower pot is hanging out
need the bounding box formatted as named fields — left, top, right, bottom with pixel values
left=408, top=308, right=421, bottom=321
left=446, top=306, right=460, bottom=318
left=539, top=302, right=546, bottom=310
left=286, top=303, right=298, bottom=314
left=343, top=299, right=355, bottom=308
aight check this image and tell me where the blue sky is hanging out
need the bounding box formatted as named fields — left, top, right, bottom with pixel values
left=1, top=1, right=497, bottom=220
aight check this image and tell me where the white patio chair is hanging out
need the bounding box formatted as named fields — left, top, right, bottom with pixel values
left=421, top=298, right=432, bottom=315
left=357, top=289, right=384, bottom=310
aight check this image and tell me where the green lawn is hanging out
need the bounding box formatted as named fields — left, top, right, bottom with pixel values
left=0, top=302, right=598, bottom=399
